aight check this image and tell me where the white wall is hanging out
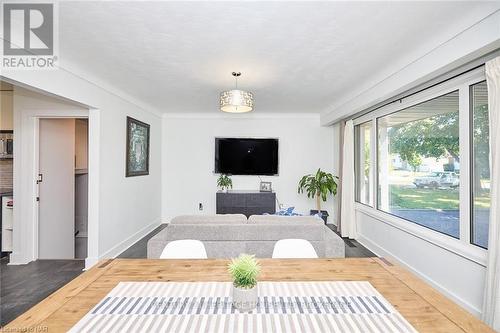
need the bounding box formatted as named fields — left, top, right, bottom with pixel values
left=4, top=65, right=162, bottom=268
left=97, top=96, right=161, bottom=262
left=357, top=210, right=486, bottom=317
left=162, top=114, right=335, bottom=222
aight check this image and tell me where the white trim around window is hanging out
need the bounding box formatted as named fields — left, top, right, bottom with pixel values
left=353, top=66, right=488, bottom=266
left=355, top=203, right=486, bottom=265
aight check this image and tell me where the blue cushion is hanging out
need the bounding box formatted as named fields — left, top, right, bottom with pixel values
left=265, top=206, right=301, bottom=216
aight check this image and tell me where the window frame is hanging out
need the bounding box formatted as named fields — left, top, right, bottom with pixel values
left=352, top=66, right=488, bottom=266
left=354, top=120, right=375, bottom=207
left=469, top=80, right=489, bottom=249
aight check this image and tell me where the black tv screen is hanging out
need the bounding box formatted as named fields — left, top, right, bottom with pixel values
left=215, top=138, right=279, bottom=175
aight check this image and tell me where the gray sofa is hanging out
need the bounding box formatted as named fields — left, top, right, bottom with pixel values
left=147, top=214, right=345, bottom=259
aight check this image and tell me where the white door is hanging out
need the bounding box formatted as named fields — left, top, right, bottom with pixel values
left=38, top=119, right=75, bottom=259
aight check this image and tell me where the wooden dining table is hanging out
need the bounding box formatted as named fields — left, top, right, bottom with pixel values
left=3, top=257, right=494, bottom=332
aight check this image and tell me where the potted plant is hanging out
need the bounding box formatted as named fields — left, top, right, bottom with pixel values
left=298, top=168, right=339, bottom=223
left=228, top=254, right=260, bottom=312
left=217, top=174, right=233, bottom=192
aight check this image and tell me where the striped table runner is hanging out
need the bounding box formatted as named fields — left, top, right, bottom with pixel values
left=70, top=281, right=417, bottom=332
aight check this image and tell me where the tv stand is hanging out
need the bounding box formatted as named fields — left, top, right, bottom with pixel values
left=216, top=190, right=276, bottom=217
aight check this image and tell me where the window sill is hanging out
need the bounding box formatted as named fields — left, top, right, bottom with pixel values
left=355, top=203, right=487, bottom=267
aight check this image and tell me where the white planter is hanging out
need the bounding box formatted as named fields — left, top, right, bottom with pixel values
left=232, top=284, right=258, bottom=312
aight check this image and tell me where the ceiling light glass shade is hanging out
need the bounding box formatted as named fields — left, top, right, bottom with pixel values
left=220, top=89, right=254, bottom=113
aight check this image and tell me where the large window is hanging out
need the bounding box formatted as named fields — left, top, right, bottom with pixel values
left=471, top=81, right=490, bottom=248
left=355, top=121, right=373, bottom=206
left=377, top=91, right=460, bottom=238
left=353, top=67, right=490, bottom=251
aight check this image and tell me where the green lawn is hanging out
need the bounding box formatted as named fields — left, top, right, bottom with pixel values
left=389, top=185, right=490, bottom=210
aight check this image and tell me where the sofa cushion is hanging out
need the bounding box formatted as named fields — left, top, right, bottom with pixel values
left=248, top=215, right=323, bottom=225
left=170, top=214, right=247, bottom=225
left=164, top=224, right=325, bottom=241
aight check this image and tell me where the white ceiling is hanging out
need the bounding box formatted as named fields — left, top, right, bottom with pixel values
left=59, top=1, right=499, bottom=114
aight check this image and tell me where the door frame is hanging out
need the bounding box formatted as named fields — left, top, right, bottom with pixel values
left=12, top=107, right=100, bottom=270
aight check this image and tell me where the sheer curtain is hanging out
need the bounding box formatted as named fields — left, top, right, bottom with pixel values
left=340, top=120, right=357, bottom=239
left=482, top=57, right=500, bottom=330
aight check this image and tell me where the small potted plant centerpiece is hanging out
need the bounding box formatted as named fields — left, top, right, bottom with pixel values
left=228, top=254, right=260, bottom=312
left=298, top=168, right=339, bottom=223
left=217, top=174, right=233, bottom=192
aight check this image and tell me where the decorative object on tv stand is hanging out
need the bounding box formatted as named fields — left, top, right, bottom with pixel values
left=126, top=116, right=150, bottom=177
left=298, top=168, right=339, bottom=224
left=220, top=72, right=254, bottom=113
left=217, top=174, right=233, bottom=192
left=228, top=254, right=260, bottom=312
left=259, top=181, right=272, bottom=192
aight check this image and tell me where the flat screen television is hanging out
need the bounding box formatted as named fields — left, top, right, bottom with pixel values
left=215, top=138, right=279, bottom=175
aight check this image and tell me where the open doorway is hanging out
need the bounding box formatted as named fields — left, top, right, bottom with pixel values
left=1, top=83, right=98, bottom=325
left=37, top=118, right=88, bottom=259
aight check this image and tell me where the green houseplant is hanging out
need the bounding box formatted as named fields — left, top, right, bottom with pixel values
left=228, top=254, right=260, bottom=312
left=217, top=174, right=233, bottom=192
left=298, top=168, right=339, bottom=223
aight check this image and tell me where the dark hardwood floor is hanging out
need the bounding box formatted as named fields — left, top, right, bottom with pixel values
left=326, top=224, right=377, bottom=257
left=0, top=223, right=374, bottom=326
left=0, top=257, right=84, bottom=326
left=118, top=224, right=168, bottom=258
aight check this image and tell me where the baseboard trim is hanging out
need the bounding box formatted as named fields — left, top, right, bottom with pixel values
left=98, top=218, right=162, bottom=260
left=84, top=257, right=99, bottom=270
left=7, top=252, right=31, bottom=265
left=357, top=234, right=482, bottom=318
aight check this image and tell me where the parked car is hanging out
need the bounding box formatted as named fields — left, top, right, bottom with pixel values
left=413, top=172, right=459, bottom=189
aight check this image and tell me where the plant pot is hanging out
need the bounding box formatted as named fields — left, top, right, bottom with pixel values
left=310, top=210, right=329, bottom=224
left=232, top=284, right=258, bottom=312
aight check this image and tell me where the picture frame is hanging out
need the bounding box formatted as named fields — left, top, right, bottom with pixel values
left=259, top=181, right=272, bottom=192
left=126, top=116, right=150, bottom=177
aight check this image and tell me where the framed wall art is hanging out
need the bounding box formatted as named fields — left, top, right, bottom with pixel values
left=126, top=116, right=150, bottom=177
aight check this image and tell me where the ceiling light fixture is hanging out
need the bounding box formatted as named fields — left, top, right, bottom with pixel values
left=220, top=72, right=254, bottom=113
